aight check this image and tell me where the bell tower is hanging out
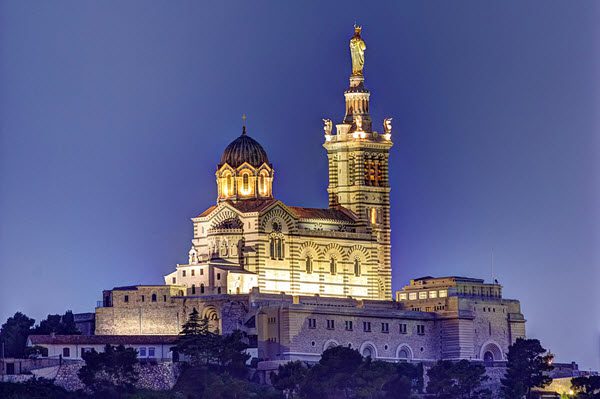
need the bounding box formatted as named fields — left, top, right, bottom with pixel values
left=322, top=25, right=394, bottom=299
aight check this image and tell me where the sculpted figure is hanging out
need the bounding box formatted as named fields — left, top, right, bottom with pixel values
left=350, top=25, right=367, bottom=76
left=383, top=118, right=392, bottom=134
left=322, top=118, right=333, bottom=135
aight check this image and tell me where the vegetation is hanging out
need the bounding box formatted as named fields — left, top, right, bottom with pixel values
left=78, top=344, right=139, bottom=395
left=0, top=311, right=80, bottom=358
left=571, top=376, right=600, bottom=399
left=500, top=338, right=554, bottom=399
left=426, top=359, right=490, bottom=399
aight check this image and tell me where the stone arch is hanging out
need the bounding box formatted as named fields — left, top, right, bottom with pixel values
left=210, top=209, right=239, bottom=228
left=359, top=341, right=378, bottom=359
left=323, top=243, right=344, bottom=260
left=323, top=339, right=339, bottom=351
left=348, top=245, right=370, bottom=263
left=395, top=344, right=414, bottom=361
left=202, top=306, right=220, bottom=333
left=298, top=241, right=321, bottom=259
left=479, top=340, right=503, bottom=362
left=260, top=207, right=295, bottom=232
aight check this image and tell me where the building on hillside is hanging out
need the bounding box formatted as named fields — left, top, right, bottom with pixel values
left=30, top=26, right=527, bottom=366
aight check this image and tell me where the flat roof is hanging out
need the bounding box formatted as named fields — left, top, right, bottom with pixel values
left=28, top=334, right=179, bottom=345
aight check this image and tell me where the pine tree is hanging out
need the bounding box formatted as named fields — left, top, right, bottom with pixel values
left=176, top=309, right=219, bottom=366
left=501, top=338, right=553, bottom=399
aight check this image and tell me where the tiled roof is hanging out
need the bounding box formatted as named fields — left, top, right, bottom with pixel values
left=227, top=199, right=277, bottom=213
left=198, top=205, right=218, bottom=218
left=288, top=206, right=357, bottom=222
left=28, top=335, right=179, bottom=345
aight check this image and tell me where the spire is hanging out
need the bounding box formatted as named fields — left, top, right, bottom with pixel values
left=241, top=114, right=247, bottom=135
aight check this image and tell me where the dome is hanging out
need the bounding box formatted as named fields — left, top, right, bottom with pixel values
left=219, top=127, right=270, bottom=168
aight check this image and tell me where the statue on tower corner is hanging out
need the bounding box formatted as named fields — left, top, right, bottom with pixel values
left=350, top=24, right=367, bottom=76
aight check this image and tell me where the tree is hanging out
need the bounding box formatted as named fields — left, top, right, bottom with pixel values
left=300, top=346, right=364, bottom=398
left=78, top=344, right=139, bottom=394
left=382, top=362, right=424, bottom=398
left=501, top=338, right=554, bottom=399
left=353, top=358, right=397, bottom=399
left=572, top=376, right=600, bottom=399
left=175, top=309, right=219, bottom=366
left=0, top=312, right=35, bottom=358
left=33, top=311, right=81, bottom=335
left=427, top=360, right=490, bottom=399
left=270, top=361, right=308, bottom=399
left=215, top=329, right=251, bottom=377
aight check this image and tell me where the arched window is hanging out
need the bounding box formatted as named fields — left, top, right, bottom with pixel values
left=354, top=258, right=361, bottom=277
left=362, top=346, right=373, bottom=358
left=191, top=284, right=196, bottom=295
left=242, top=174, right=249, bottom=192
left=217, top=287, right=222, bottom=294
left=398, top=349, right=409, bottom=360
left=200, top=283, right=205, bottom=294
left=305, top=256, right=312, bottom=273
left=269, top=238, right=275, bottom=259
left=151, top=293, right=157, bottom=302
left=270, top=236, right=284, bottom=260
left=259, top=171, right=268, bottom=196
left=330, top=258, right=337, bottom=275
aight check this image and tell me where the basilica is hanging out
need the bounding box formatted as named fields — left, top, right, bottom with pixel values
left=32, top=27, right=526, bottom=367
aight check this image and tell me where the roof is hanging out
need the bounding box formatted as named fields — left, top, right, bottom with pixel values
left=228, top=199, right=277, bottom=213
left=112, top=285, right=169, bottom=291
left=28, top=335, right=179, bottom=345
left=219, top=129, right=270, bottom=168
left=288, top=206, right=357, bottom=222
left=413, top=276, right=486, bottom=283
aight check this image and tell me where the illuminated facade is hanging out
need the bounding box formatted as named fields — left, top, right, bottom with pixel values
left=93, top=27, right=526, bottom=366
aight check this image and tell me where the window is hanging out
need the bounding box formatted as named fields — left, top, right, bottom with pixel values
left=268, top=317, right=277, bottom=324
left=200, top=268, right=204, bottom=275
left=408, top=293, right=417, bottom=300
left=242, top=174, right=249, bottom=192
left=182, top=270, right=186, bottom=277
left=226, top=175, right=232, bottom=196
left=354, top=258, right=361, bottom=277
left=305, top=256, right=313, bottom=274
left=172, top=277, right=176, bottom=284
left=330, top=258, right=337, bottom=275
left=81, top=347, right=93, bottom=357
left=141, top=295, right=145, bottom=302
left=151, top=294, right=157, bottom=302
left=124, top=295, right=129, bottom=303
left=308, top=318, right=316, bottom=329
left=429, top=290, right=437, bottom=299
left=191, top=284, right=196, bottom=295
left=326, top=320, right=335, bottom=330
left=439, top=290, right=447, bottom=298
left=148, top=347, right=156, bottom=358
left=269, top=237, right=284, bottom=260
left=62, top=347, right=70, bottom=357
left=363, top=321, right=371, bottom=332
left=398, top=293, right=407, bottom=301
left=381, top=322, right=389, bottom=333
left=163, top=295, right=167, bottom=302
left=139, top=347, right=147, bottom=357
left=345, top=320, right=353, bottom=331
left=217, top=273, right=221, bottom=280
left=192, top=269, right=195, bottom=276
left=417, top=325, right=425, bottom=335
left=418, top=291, right=427, bottom=299
left=399, top=323, right=407, bottom=334
left=217, top=287, right=221, bottom=294
left=370, top=208, right=377, bottom=224
left=200, top=283, right=205, bottom=294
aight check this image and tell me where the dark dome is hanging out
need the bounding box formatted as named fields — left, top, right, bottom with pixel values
left=220, top=128, right=270, bottom=168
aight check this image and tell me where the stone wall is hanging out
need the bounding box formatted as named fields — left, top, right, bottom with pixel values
left=53, top=361, right=181, bottom=392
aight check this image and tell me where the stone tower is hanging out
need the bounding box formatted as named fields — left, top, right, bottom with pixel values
left=323, top=26, right=394, bottom=298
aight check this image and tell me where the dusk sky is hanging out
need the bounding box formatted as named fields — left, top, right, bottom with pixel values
left=1, top=1, right=598, bottom=369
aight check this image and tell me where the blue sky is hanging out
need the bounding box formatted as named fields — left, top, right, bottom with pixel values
left=1, top=1, right=598, bottom=370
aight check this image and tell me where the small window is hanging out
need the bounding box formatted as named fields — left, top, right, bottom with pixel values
left=363, top=321, right=371, bottom=332
left=381, top=322, right=389, bottom=333
left=217, top=273, right=221, bottom=280
left=399, top=323, right=407, bottom=334
left=139, top=347, right=146, bottom=357
left=429, top=290, right=437, bottom=299
left=345, top=320, right=353, bottom=331
left=417, top=325, right=425, bottom=335
left=200, top=268, right=204, bottom=276
left=182, top=270, right=186, bottom=277
left=192, top=269, right=195, bottom=276
left=408, top=293, right=417, bottom=300
left=191, top=284, right=196, bottom=295
left=163, top=295, right=167, bottom=302
left=141, top=295, right=145, bottom=302
left=353, top=258, right=361, bottom=277
left=172, top=277, right=176, bottom=284
left=151, top=294, right=157, bottom=302
left=439, top=290, right=447, bottom=298
left=398, top=293, right=407, bottom=301
left=305, top=256, right=312, bottom=274
left=308, top=318, right=316, bottom=329
left=217, top=287, right=222, bottom=294
left=418, top=292, right=427, bottom=299
left=62, top=347, right=70, bottom=357
left=148, top=347, right=155, bottom=358
left=200, top=283, right=205, bottom=294
left=326, top=320, right=335, bottom=330
left=124, top=295, right=129, bottom=303
left=330, top=258, right=337, bottom=275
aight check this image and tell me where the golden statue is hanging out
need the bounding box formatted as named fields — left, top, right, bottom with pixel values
left=350, top=25, right=366, bottom=76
